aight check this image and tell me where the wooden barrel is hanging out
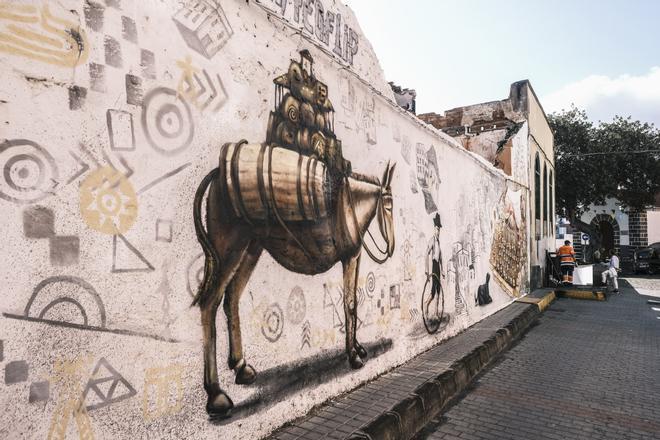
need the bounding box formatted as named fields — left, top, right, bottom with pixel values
left=220, top=142, right=330, bottom=223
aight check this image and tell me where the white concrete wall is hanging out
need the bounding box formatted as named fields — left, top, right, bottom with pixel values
left=0, top=1, right=530, bottom=438
left=647, top=210, right=660, bottom=244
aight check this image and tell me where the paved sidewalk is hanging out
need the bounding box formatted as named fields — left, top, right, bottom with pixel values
left=268, top=293, right=549, bottom=440
left=416, top=278, right=660, bottom=440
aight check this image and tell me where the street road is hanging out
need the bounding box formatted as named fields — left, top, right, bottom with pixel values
left=415, top=276, right=660, bottom=440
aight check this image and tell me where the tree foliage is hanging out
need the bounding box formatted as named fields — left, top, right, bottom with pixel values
left=549, top=107, right=660, bottom=222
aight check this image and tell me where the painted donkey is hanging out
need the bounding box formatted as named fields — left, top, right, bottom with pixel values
left=192, top=156, right=396, bottom=418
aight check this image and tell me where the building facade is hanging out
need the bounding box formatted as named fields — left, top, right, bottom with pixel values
left=419, top=81, right=555, bottom=288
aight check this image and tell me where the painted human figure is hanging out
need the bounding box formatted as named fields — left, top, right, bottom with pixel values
left=425, top=213, right=445, bottom=305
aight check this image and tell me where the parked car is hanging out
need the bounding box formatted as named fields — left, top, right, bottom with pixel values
left=633, top=242, right=660, bottom=275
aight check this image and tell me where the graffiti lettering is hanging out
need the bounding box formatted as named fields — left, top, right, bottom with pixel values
left=265, top=0, right=359, bottom=65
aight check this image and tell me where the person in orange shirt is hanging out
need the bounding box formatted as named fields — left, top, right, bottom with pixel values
left=557, top=240, right=577, bottom=285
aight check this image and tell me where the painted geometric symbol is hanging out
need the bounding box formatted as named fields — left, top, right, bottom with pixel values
left=141, top=87, right=194, bottom=156
left=366, top=272, right=376, bottom=295
left=300, top=320, right=311, bottom=350
left=79, top=166, right=137, bottom=235
left=176, top=56, right=228, bottom=113
left=261, top=303, right=284, bottom=343
left=0, top=139, right=59, bottom=204
left=286, top=286, right=306, bottom=325
left=106, top=109, right=136, bottom=151
left=172, top=0, right=233, bottom=59
left=142, top=364, right=184, bottom=421
left=112, top=234, right=155, bottom=273
left=81, top=358, right=137, bottom=411
left=323, top=284, right=345, bottom=333
left=48, top=398, right=94, bottom=440
left=21, top=276, right=107, bottom=329
left=0, top=3, right=89, bottom=67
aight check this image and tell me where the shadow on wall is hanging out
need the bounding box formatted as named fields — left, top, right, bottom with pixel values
left=212, top=338, right=393, bottom=423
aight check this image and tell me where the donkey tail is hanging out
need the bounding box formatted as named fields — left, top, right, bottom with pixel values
left=192, top=167, right=220, bottom=307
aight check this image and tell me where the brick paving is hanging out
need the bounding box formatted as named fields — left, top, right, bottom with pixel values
left=416, top=277, right=660, bottom=440
left=268, top=303, right=536, bottom=440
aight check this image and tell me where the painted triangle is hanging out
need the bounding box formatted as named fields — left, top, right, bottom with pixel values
left=112, top=234, right=155, bottom=273
left=91, top=378, right=114, bottom=400
left=81, top=358, right=137, bottom=411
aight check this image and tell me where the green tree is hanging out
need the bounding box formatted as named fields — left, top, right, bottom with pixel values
left=549, top=107, right=660, bottom=252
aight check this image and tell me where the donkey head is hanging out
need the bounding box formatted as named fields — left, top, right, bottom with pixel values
left=377, top=162, right=396, bottom=257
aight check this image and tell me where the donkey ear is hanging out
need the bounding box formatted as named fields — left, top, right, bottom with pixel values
left=386, top=162, right=396, bottom=186
left=381, top=161, right=391, bottom=186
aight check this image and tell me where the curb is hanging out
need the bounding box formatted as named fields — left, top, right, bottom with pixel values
left=555, top=289, right=605, bottom=301
left=347, top=294, right=552, bottom=440
left=515, top=291, right=556, bottom=311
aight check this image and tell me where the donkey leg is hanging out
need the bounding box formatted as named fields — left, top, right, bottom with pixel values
left=224, top=240, right=262, bottom=385
left=200, top=231, right=252, bottom=417
left=201, top=298, right=234, bottom=417
left=343, top=253, right=363, bottom=369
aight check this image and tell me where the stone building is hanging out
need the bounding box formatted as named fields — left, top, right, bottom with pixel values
left=568, top=197, right=660, bottom=262
left=389, top=81, right=417, bottom=113
left=419, top=81, right=555, bottom=288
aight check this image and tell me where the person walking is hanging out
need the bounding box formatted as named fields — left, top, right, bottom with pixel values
left=557, top=240, right=577, bottom=285
left=601, top=249, right=620, bottom=293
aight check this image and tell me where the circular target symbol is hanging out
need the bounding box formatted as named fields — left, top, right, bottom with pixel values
left=141, top=87, right=194, bottom=156
left=366, top=272, right=376, bottom=295
left=0, top=139, right=59, bottom=204
left=261, top=303, right=284, bottom=343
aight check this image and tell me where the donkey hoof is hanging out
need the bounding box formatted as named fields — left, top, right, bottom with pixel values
left=348, top=354, right=364, bottom=369
left=356, top=344, right=368, bottom=360
left=235, top=363, right=257, bottom=385
left=206, top=392, right=234, bottom=419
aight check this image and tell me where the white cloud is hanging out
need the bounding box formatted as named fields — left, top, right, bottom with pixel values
left=542, top=67, right=660, bottom=126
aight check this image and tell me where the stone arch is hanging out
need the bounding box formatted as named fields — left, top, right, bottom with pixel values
left=590, top=214, right=620, bottom=254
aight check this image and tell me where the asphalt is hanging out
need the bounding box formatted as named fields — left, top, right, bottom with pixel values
left=267, top=290, right=553, bottom=440
left=415, top=277, right=660, bottom=440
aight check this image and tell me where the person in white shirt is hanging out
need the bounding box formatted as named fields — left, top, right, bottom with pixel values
left=601, top=249, right=620, bottom=293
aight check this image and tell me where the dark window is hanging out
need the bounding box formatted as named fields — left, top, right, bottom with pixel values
left=535, top=155, right=540, bottom=220
left=543, top=164, right=548, bottom=233
left=549, top=170, right=554, bottom=235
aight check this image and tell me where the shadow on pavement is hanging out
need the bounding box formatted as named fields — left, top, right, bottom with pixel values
left=211, top=338, right=393, bottom=423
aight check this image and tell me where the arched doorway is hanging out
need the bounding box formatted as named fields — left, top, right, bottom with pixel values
left=589, top=214, right=620, bottom=257
left=600, top=221, right=614, bottom=254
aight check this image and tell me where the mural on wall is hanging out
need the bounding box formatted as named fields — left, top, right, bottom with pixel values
left=421, top=213, right=445, bottom=334
left=416, top=143, right=440, bottom=213
left=0, top=1, right=533, bottom=438
left=260, top=0, right=360, bottom=65
left=191, top=50, right=396, bottom=418
left=475, top=273, right=493, bottom=306
left=490, top=188, right=528, bottom=297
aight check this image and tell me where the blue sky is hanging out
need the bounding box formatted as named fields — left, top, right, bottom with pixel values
left=344, top=0, right=660, bottom=126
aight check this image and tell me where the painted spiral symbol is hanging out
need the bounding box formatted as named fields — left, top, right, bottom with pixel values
left=366, top=272, right=376, bottom=294
left=287, top=103, right=299, bottom=123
